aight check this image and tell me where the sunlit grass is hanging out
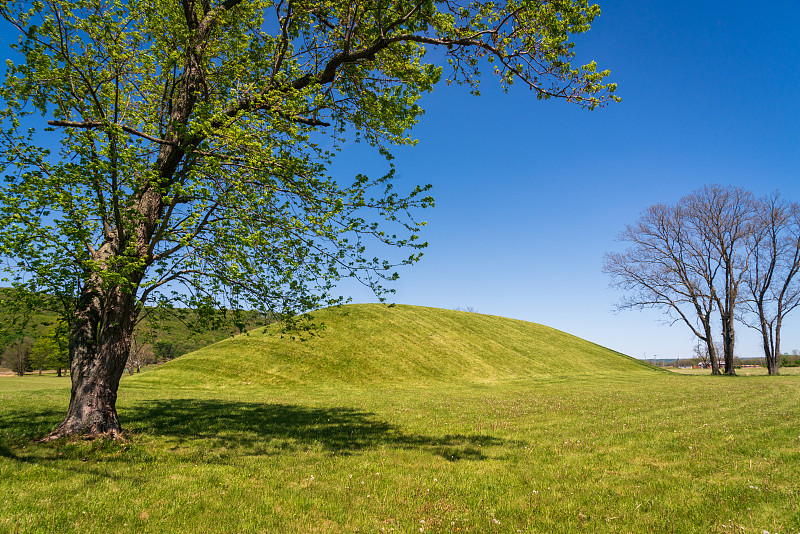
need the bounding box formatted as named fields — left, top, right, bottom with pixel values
left=149, top=304, right=657, bottom=388
left=669, top=366, right=800, bottom=377
left=1, top=305, right=799, bottom=533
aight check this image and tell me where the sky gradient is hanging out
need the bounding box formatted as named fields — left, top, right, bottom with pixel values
left=334, top=0, right=800, bottom=359
left=2, top=1, right=798, bottom=360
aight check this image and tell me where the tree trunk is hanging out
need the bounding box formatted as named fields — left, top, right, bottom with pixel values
left=766, top=353, right=780, bottom=375
left=56, top=367, right=61, bottom=377
left=703, top=324, right=721, bottom=376
left=43, top=284, right=138, bottom=441
left=757, top=305, right=779, bottom=376
left=762, top=331, right=779, bottom=376
left=768, top=318, right=782, bottom=376
left=759, top=318, right=780, bottom=375
left=708, top=344, right=721, bottom=375
left=42, top=35, right=190, bottom=440
left=721, top=314, right=736, bottom=375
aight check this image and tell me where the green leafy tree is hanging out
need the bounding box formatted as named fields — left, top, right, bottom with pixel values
left=29, top=321, right=70, bottom=376
left=780, top=353, right=800, bottom=367
left=28, top=333, right=51, bottom=375
left=0, top=0, right=617, bottom=439
left=153, top=340, right=178, bottom=362
left=0, top=288, right=42, bottom=373
left=50, top=319, right=71, bottom=377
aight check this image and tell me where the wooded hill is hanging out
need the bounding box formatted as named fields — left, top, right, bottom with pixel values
left=0, top=290, right=266, bottom=371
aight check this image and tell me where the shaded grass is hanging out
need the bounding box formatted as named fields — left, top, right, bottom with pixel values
left=125, top=398, right=504, bottom=461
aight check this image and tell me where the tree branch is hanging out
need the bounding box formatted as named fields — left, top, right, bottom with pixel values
left=48, top=120, right=173, bottom=145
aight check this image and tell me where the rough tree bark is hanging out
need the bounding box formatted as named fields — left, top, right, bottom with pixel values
left=44, top=285, right=139, bottom=439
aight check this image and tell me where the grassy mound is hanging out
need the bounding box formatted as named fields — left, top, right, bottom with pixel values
left=138, top=304, right=655, bottom=388
left=5, top=305, right=800, bottom=533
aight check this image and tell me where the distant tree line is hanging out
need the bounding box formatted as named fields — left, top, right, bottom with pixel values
left=605, top=185, right=800, bottom=375
left=0, top=295, right=260, bottom=376
left=0, top=326, right=179, bottom=377
left=648, top=352, right=799, bottom=370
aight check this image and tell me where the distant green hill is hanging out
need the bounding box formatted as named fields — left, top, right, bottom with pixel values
left=140, top=304, right=657, bottom=387
left=0, top=289, right=264, bottom=361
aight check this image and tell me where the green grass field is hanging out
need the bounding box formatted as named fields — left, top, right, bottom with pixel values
left=670, top=366, right=800, bottom=377
left=1, top=304, right=799, bottom=533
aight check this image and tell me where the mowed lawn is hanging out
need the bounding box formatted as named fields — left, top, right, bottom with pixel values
left=1, top=306, right=799, bottom=533
left=670, top=367, right=800, bottom=377
left=3, top=373, right=799, bottom=533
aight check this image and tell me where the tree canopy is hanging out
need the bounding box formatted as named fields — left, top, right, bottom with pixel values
left=0, top=0, right=617, bottom=438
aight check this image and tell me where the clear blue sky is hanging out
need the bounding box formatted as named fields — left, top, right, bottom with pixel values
left=2, top=2, right=798, bottom=359
left=334, top=0, right=800, bottom=359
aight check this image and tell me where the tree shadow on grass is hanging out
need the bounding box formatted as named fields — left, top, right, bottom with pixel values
left=0, top=407, right=131, bottom=479
left=0, top=407, right=64, bottom=449
left=0, top=400, right=513, bottom=464
left=122, top=399, right=505, bottom=462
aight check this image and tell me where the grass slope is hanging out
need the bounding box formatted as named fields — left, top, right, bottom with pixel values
left=143, top=304, right=655, bottom=388
left=3, top=304, right=799, bottom=533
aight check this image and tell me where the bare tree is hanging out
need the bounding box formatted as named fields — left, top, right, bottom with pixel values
left=683, top=185, right=757, bottom=375
left=740, top=194, right=800, bottom=375
left=2, top=338, right=33, bottom=377
left=604, top=202, right=722, bottom=374
left=126, top=335, right=155, bottom=375
left=693, top=342, right=711, bottom=368
left=605, top=185, right=800, bottom=376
